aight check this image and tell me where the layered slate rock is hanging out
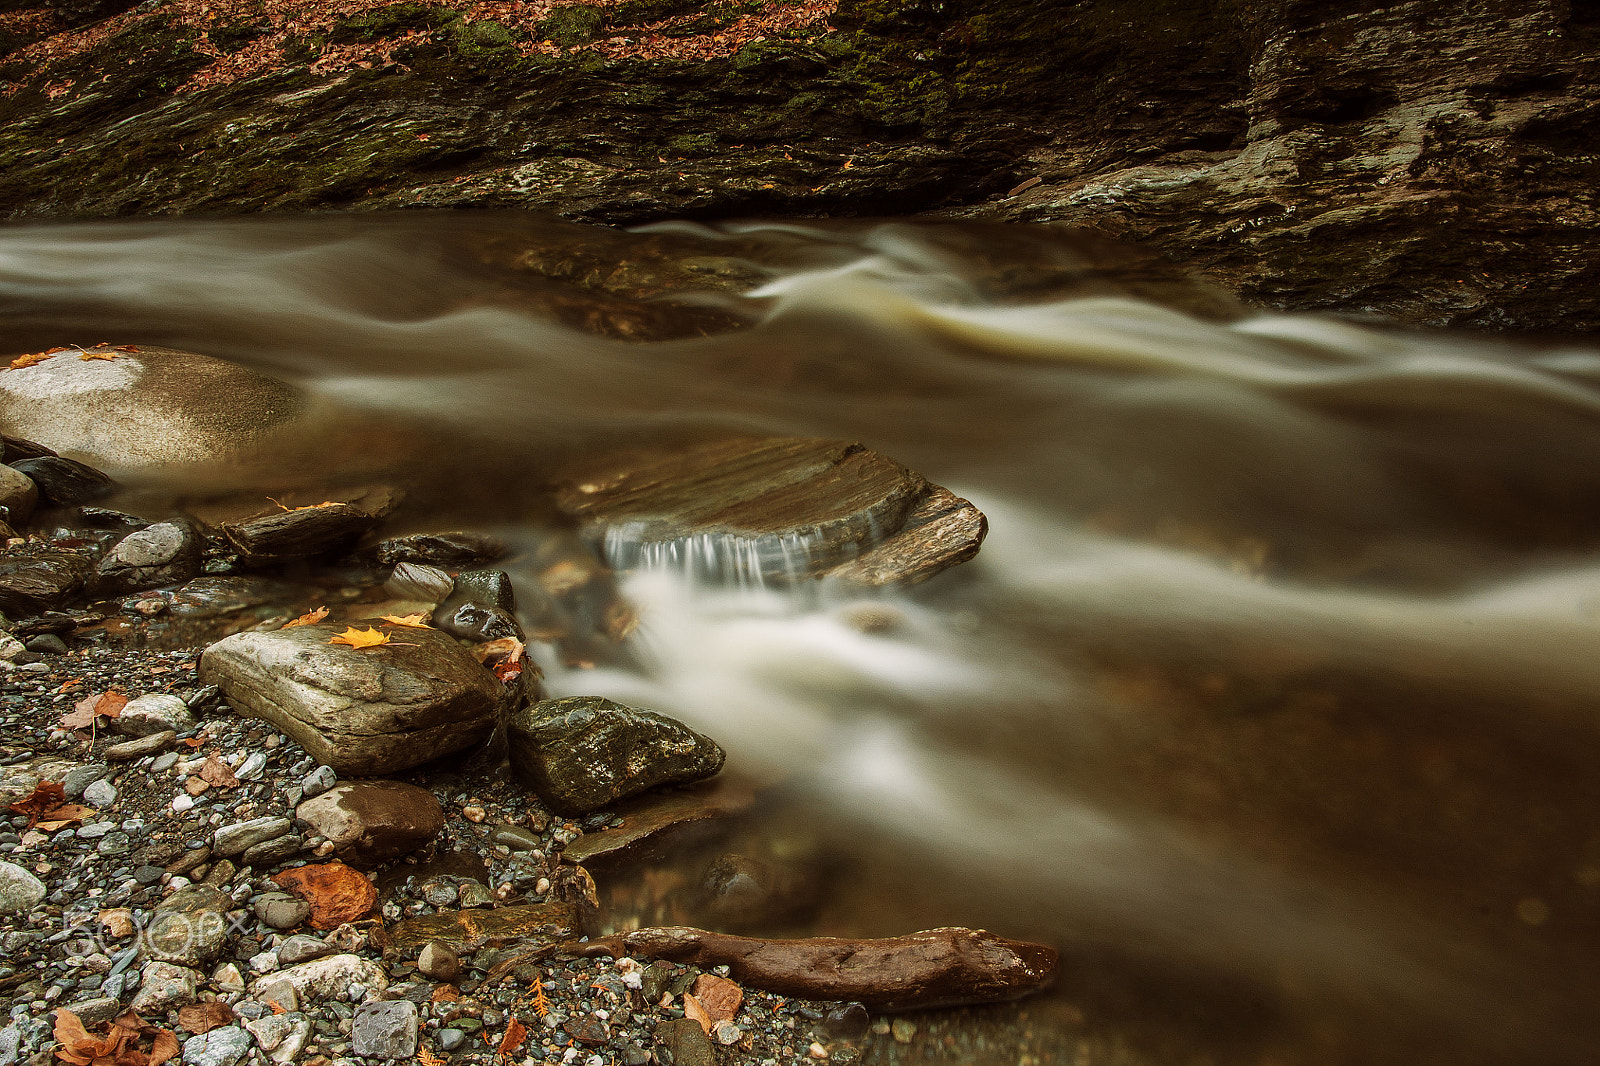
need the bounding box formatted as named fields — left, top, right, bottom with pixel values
left=294, top=781, right=444, bottom=866
left=0, top=549, right=94, bottom=617
left=560, top=775, right=756, bottom=869
left=508, top=696, right=724, bottom=816
left=8, top=456, right=115, bottom=505
left=198, top=621, right=506, bottom=775
left=0, top=345, right=307, bottom=468
left=552, top=437, right=986, bottom=586
left=372, top=901, right=579, bottom=953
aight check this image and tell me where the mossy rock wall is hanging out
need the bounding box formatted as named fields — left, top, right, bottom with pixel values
left=0, top=0, right=1596, bottom=331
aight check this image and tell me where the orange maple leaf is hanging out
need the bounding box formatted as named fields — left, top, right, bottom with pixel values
left=497, top=1017, right=527, bottom=1056
left=330, top=627, right=391, bottom=649
left=115, top=344, right=141, bottom=353
left=8, top=350, right=58, bottom=369
left=379, top=613, right=432, bottom=629
left=79, top=350, right=120, bottom=361
left=283, top=606, right=329, bottom=628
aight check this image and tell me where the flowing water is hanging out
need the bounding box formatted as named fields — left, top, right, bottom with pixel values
left=5, top=214, right=1600, bottom=1065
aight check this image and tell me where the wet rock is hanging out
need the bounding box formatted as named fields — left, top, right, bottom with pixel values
left=0, top=433, right=55, bottom=461
left=249, top=953, right=388, bottom=1001
left=372, top=900, right=578, bottom=953
left=430, top=597, right=521, bottom=643
left=0, top=346, right=307, bottom=468
left=272, top=862, right=378, bottom=930
left=181, top=1025, right=253, bottom=1066
left=415, top=940, right=460, bottom=982
left=8, top=456, right=116, bottom=505
left=222, top=503, right=380, bottom=561
left=198, top=621, right=506, bottom=775
left=113, top=692, right=195, bottom=737
left=94, top=521, right=202, bottom=595
left=294, top=781, right=444, bottom=866
left=822, top=1002, right=870, bottom=1042
left=169, top=576, right=297, bottom=619
left=553, top=437, right=932, bottom=582
left=370, top=532, right=506, bottom=568
left=508, top=696, right=724, bottom=816
left=351, top=999, right=418, bottom=1059
left=560, top=775, right=755, bottom=869
left=699, top=852, right=822, bottom=931
left=820, top=486, right=988, bottom=587
left=0, top=861, right=46, bottom=913
left=576, top=926, right=1059, bottom=1010
left=382, top=562, right=453, bottom=602
left=452, top=568, right=516, bottom=611
left=213, top=817, right=292, bottom=857
left=143, top=885, right=233, bottom=965
left=24, top=633, right=67, bottom=654
left=655, top=1018, right=716, bottom=1066
left=0, top=465, right=38, bottom=528
left=129, top=960, right=199, bottom=1014
left=0, top=550, right=94, bottom=617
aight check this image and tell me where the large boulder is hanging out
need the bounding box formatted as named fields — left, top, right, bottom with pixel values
left=552, top=437, right=986, bottom=586
left=198, top=621, right=507, bottom=775
left=294, top=781, right=444, bottom=866
left=0, top=345, right=306, bottom=469
left=94, top=520, right=203, bottom=595
left=508, top=696, right=725, bottom=816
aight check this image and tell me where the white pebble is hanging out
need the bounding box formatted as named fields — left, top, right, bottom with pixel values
left=171, top=794, right=194, bottom=813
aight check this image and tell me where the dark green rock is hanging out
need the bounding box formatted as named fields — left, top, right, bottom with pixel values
left=431, top=598, right=521, bottom=643
left=507, top=696, right=724, bottom=816
left=453, top=569, right=516, bottom=611
left=654, top=1018, right=715, bottom=1066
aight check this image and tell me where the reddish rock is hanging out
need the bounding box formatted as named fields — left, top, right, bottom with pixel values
left=273, top=862, right=379, bottom=930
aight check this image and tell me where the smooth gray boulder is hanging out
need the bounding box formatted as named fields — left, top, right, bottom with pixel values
left=0, top=861, right=45, bottom=914
left=198, top=621, right=506, bottom=775
left=112, top=692, right=195, bottom=737
left=95, top=520, right=202, bottom=595
left=143, top=884, right=233, bottom=965
left=508, top=696, right=724, bottom=816
left=351, top=1000, right=418, bottom=1059
left=0, top=345, right=306, bottom=469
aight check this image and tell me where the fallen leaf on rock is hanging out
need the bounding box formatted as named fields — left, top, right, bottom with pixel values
left=149, top=1029, right=180, bottom=1066
left=115, top=345, right=140, bottom=353
left=95, top=691, right=127, bottom=717
left=282, top=605, right=329, bottom=628
left=378, top=613, right=432, bottom=628
left=181, top=737, right=205, bottom=748
left=79, top=350, right=120, bottom=361
left=429, top=986, right=461, bottom=1003
left=472, top=636, right=524, bottom=665
left=273, top=862, right=379, bottom=929
left=8, top=781, right=66, bottom=829
left=491, top=660, right=523, bottom=684
left=268, top=497, right=341, bottom=512
left=62, top=689, right=126, bottom=729
left=52, top=1007, right=176, bottom=1066
left=36, top=803, right=95, bottom=831
left=682, top=992, right=713, bottom=1035
left=497, top=1017, right=527, bottom=1056
left=7, top=349, right=66, bottom=369
left=198, top=754, right=239, bottom=789
left=691, top=973, right=743, bottom=1023
left=329, top=626, right=391, bottom=649
left=177, top=1001, right=233, bottom=1035
left=264, top=999, right=286, bottom=1016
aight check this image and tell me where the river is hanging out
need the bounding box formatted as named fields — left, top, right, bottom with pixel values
left=3, top=212, right=1599, bottom=1065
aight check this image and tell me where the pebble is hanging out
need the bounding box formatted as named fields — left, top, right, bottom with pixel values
left=0, top=863, right=45, bottom=914
left=416, top=941, right=460, bottom=982
left=82, top=779, right=117, bottom=808
left=104, top=730, right=176, bottom=761
left=212, top=817, right=291, bottom=857
left=181, top=1025, right=253, bottom=1066
left=351, top=999, right=417, bottom=1059
left=300, top=765, right=336, bottom=798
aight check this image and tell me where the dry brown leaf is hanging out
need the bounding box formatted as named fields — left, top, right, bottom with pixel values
left=690, top=973, right=743, bottom=1023
left=9, top=781, right=66, bottom=829
left=329, top=626, right=390, bottom=649
left=472, top=637, right=524, bottom=665
left=95, top=690, right=127, bottom=718
left=115, top=345, right=141, bottom=353
left=429, top=985, right=461, bottom=1004
left=99, top=909, right=136, bottom=939
left=282, top=605, right=329, bottom=628
left=418, top=1047, right=444, bottom=1066
left=180, top=736, right=205, bottom=748
left=177, top=1001, right=233, bottom=1035
left=79, top=349, right=120, bottom=361
left=148, top=1028, right=180, bottom=1066
left=497, top=1016, right=527, bottom=1056
left=36, top=803, right=95, bottom=831
left=198, top=754, right=239, bottom=789
left=682, top=992, right=713, bottom=1035
left=492, top=660, right=523, bottom=684
left=264, top=999, right=286, bottom=1015
left=378, top=613, right=432, bottom=629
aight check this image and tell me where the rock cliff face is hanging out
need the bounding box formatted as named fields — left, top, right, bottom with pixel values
left=0, top=0, right=1595, bottom=331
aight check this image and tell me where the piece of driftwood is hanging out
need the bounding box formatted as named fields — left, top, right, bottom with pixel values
left=571, top=925, right=1058, bottom=1011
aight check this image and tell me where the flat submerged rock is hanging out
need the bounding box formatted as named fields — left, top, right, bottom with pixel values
left=553, top=436, right=986, bottom=585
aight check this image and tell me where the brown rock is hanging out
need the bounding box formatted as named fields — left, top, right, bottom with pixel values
left=294, top=781, right=444, bottom=866
left=821, top=486, right=988, bottom=587
left=559, top=775, right=755, bottom=868
left=654, top=1018, right=715, bottom=1066
left=103, top=730, right=176, bottom=762
left=273, top=862, right=379, bottom=930
left=222, top=503, right=381, bottom=561
left=690, top=973, right=742, bottom=1023
left=371, top=901, right=578, bottom=953
left=575, top=926, right=1059, bottom=1011
left=415, top=941, right=461, bottom=982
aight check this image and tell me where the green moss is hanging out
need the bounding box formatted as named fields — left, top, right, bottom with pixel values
left=607, top=0, right=701, bottom=28
left=665, top=132, right=718, bottom=156
left=534, top=4, right=603, bottom=47
left=331, top=4, right=453, bottom=44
